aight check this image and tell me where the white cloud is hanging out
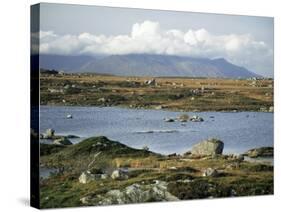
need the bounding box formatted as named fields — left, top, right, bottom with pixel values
left=39, top=20, right=273, bottom=76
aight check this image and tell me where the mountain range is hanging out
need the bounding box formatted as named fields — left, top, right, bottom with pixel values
left=39, top=54, right=260, bottom=78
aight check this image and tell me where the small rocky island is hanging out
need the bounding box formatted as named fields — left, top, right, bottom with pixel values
left=39, top=136, right=273, bottom=208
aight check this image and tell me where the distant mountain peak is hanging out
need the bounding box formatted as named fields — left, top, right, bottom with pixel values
left=39, top=54, right=260, bottom=78
left=212, top=58, right=227, bottom=62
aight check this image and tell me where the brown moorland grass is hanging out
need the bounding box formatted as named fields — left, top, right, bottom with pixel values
left=40, top=73, right=273, bottom=112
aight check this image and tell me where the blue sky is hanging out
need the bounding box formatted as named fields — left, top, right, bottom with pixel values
left=39, top=3, right=274, bottom=77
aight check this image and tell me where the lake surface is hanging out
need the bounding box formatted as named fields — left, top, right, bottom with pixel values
left=40, top=167, right=59, bottom=179
left=40, top=106, right=273, bottom=155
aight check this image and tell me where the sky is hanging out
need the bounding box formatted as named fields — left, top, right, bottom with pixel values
left=38, top=3, right=274, bottom=77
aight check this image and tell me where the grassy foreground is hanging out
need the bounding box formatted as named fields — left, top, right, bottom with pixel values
left=40, top=136, right=273, bottom=208
left=40, top=73, right=273, bottom=112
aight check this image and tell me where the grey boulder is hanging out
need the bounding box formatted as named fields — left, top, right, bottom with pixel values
left=79, top=171, right=108, bottom=184
left=111, top=169, right=129, bottom=180
left=80, top=181, right=178, bottom=205
left=191, top=138, right=224, bottom=156
left=202, top=168, right=219, bottom=177
left=190, top=115, right=204, bottom=122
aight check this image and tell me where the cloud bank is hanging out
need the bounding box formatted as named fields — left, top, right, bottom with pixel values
left=39, top=20, right=273, bottom=76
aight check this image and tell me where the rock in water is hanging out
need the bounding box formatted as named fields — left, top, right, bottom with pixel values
left=111, top=169, right=128, bottom=180
left=53, top=137, right=73, bottom=145
left=164, top=118, right=175, bottom=122
left=178, top=114, right=189, bottom=122
left=191, top=138, right=224, bottom=156
left=189, top=115, right=204, bottom=122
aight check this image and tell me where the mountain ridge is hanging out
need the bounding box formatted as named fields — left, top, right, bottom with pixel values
left=39, top=54, right=261, bottom=78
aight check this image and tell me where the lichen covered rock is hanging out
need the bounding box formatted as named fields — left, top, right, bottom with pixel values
left=79, top=171, right=108, bottom=184
left=191, top=138, right=224, bottom=156
left=111, top=169, right=128, bottom=180
left=80, top=181, right=178, bottom=205
left=202, top=168, right=219, bottom=177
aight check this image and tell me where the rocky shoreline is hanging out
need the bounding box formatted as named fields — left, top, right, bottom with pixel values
left=39, top=135, right=273, bottom=208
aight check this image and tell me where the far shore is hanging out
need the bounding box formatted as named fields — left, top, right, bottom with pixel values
left=40, top=71, right=273, bottom=112
left=40, top=103, right=274, bottom=114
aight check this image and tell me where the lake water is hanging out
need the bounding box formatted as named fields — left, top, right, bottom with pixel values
left=40, top=167, right=59, bottom=179
left=40, top=106, right=273, bottom=155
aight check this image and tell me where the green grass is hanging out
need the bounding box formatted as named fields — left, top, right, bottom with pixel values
left=40, top=136, right=158, bottom=173
left=39, top=136, right=273, bottom=208
left=40, top=143, right=66, bottom=156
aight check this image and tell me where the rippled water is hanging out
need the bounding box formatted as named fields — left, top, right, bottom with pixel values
left=40, top=106, right=273, bottom=155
